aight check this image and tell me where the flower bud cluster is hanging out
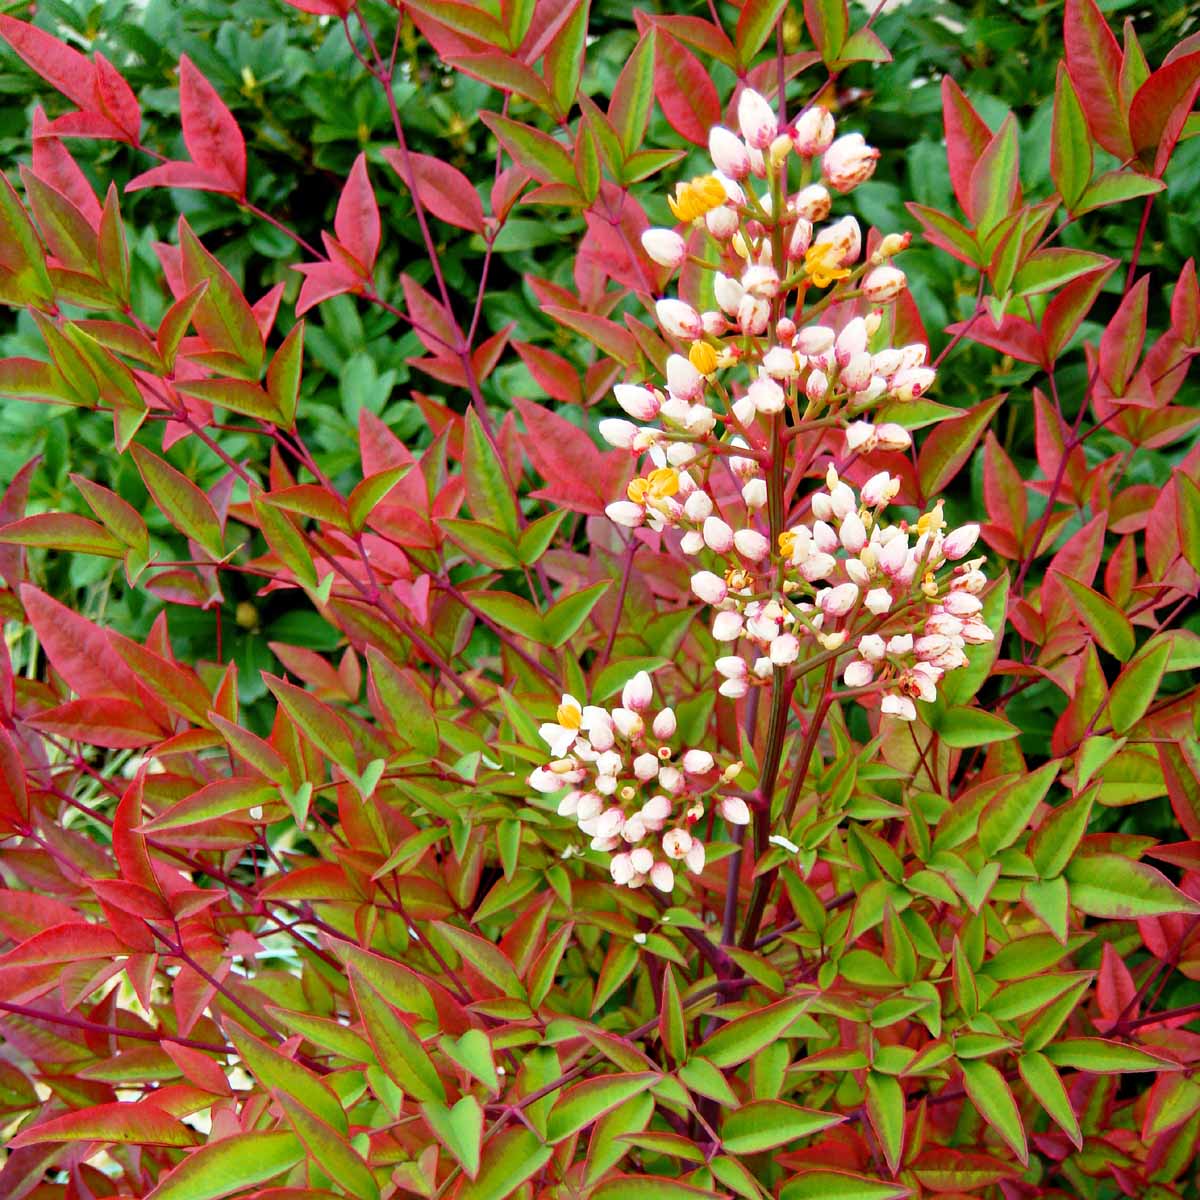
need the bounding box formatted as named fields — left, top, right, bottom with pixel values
left=527, top=672, right=748, bottom=891
left=698, top=452, right=990, bottom=720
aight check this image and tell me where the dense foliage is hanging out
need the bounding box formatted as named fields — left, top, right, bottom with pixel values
left=0, top=0, right=1198, bottom=1198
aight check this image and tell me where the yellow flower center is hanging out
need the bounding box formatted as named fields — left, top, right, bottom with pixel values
left=689, top=341, right=718, bottom=375
left=556, top=702, right=582, bottom=730
left=627, top=467, right=680, bottom=506
left=804, top=243, right=851, bottom=289
left=667, top=175, right=728, bottom=223
left=916, top=500, right=946, bottom=537
left=778, top=530, right=796, bottom=557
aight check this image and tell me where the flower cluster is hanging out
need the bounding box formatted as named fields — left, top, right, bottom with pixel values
left=598, top=88, right=992, bottom=723
left=527, top=672, right=748, bottom=891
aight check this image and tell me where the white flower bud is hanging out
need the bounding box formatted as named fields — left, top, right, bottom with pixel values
left=793, top=183, right=832, bottom=221
left=656, top=298, right=703, bottom=340
left=691, top=570, right=728, bottom=605
left=817, top=582, right=860, bottom=617
left=719, top=796, right=751, bottom=825
left=791, top=106, right=836, bottom=155
left=769, top=633, right=800, bottom=665
left=703, top=516, right=734, bottom=553
left=747, top=375, right=786, bottom=415
left=734, top=528, right=770, bottom=562
left=864, top=588, right=893, bottom=615
left=666, top=354, right=704, bottom=401
left=630, top=846, right=654, bottom=875
left=682, top=749, right=715, bottom=775
left=706, top=206, right=739, bottom=240
left=599, top=418, right=638, bottom=448
left=844, top=659, right=874, bottom=687
left=641, top=228, right=687, bottom=269
left=633, top=752, right=659, bottom=781
left=709, top=126, right=751, bottom=179
left=680, top=530, right=704, bottom=555
left=662, top=828, right=693, bottom=860
left=650, top=861, right=675, bottom=892
left=606, top=500, right=645, bottom=528
left=622, top=670, right=653, bottom=713
left=652, top=708, right=676, bottom=740
left=742, top=479, right=768, bottom=509
left=822, top=132, right=880, bottom=193
left=712, top=611, right=744, bottom=641
left=715, top=656, right=747, bottom=679
left=943, top=524, right=980, bottom=560
left=713, top=272, right=744, bottom=315
left=862, top=265, right=907, bottom=303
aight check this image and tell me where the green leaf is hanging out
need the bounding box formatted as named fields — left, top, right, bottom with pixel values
left=458, top=1127, right=552, bottom=1200
left=0, top=513, right=124, bottom=559
left=543, top=580, right=611, bottom=647
left=590, top=1179, right=724, bottom=1200
left=1012, top=248, right=1113, bottom=296
left=432, top=922, right=525, bottom=999
left=959, top=1058, right=1027, bottom=1165
left=8, top=1101, right=198, bottom=1148
left=267, top=320, right=304, bottom=429
left=978, top=760, right=1061, bottom=856
left=421, top=1096, right=483, bottom=1178
left=71, top=475, right=149, bottom=552
left=1064, top=853, right=1200, bottom=918
left=547, top=1073, right=657, bottom=1142
left=349, top=467, right=410, bottom=533
left=969, top=116, right=1019, bottom=239
left=721, top=1099, right=843, bottom=1155
left=736, top=0, right=792, bottom=67
left=1017, top=1051, right=1081, bottom=1147
left=366, top=648, right=439, bottom=756
left=481, top=113, right=576, bottom=187
left=463, top=410, right=519, bottom=539
left=439, top=517, right=522, bottom=570
left=1108, top=640, right=1170, bottom=733
left=1057, top=574, right=1135, bottom=660
left=1044, top=1038, right=1179, bottom=1073
left=779, top=1171, right=911, bottom=1200
left=517, top=509, right=569, bottom=565
left=274, top=1092, right=378, bottom=1200
left=441, top=1029, right=499, bottom=1093
left=143, top=1131, right=304, bottom=1200
left=1029, top=786, right=1095, bottom=880
left=469, top=590, right=545, bottom=642
left=350, top=967, right=446, bottom=1103
left=608, top=30, right=656, bottom=157
left=933, top=706, right=1019, bottom=748
left=1051, top=63, right=1092, bottom=209
left=178, top=220, right=262, bottom=375
left=543, top=0, right=589, bottom=118
left=659, top=965, right=687, bottom=1065
left=864, top=1072, right=904, bottom=1174
left=677, top=1056, right=738, bottom=1106
left=265, top=675, right=358, bottom=774
left=694, top=995, right=812, bottom=1068
left=527, top=922, right=574, bottom=1009
left=130, top=444, right=224, bottom=558
left=1074, top=169, right=1164, bottom=215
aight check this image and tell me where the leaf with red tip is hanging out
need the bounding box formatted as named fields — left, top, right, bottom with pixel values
left=8, top=1102, right=198, bottom=1149
left=652, top=30, right=720, bottom=148
left=93, top=52, right=140, bottom=144
left=942, top=77, right=994, bottom=220
left=334, top=153, right=380, bottom=274
left=178, top=55, right=246, bottom=197
left=1099, top=274, right=1149, bottom=396
left=178, top=220, right=263, bottom=373
left=1042, top=261, right=1117, bottom=364
left=293, top=259, right=363, bottom=315
left=130, top=443, right=225, bottom=559
left=0, top=16, right=96, bottom=112
left=968, top=115, right=1019, bottom=238
left=383, top=149, right=485, bottom=234
left=1064, top=0, right=1132, bottom=159
left=1129, top=52, right=1200, bottom=177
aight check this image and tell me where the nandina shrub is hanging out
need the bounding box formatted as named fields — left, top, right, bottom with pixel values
left=1, top=1, right=1200, bottom=1198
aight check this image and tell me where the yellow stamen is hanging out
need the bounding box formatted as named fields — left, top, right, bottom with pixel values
left=667, top=175, right=728, bottom=223
left=689, top=341, right=718, bottom=375
left=778, top=530, right=797, bottom=558
left=627, top=478, right=650, bottom=503
left=556, top=702, right=582, bottom=730
left=646, top=467, right=679, bottom=499
left=804, top=243, right=851, bottom=289
left=916, top=500, right=946, bottom=537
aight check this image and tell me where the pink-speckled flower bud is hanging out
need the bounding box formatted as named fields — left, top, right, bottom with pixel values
left=805, top=369, right=829, bottom=404
left=822, top=132, right=880, bottom=193
left=719, top=796, right=751, bottom=825
left=862, top=265, right=907, bottom=303
left=875, top=423, right=912, bottom=451
left=770, top=633, right=800, bottom=665
left=709, top=126, right=751, bottom=179
left=742, top=264, right=780, bottom=299
left=844, top=659, right=874, bottom=687
left=793, top=183, right=832, bottom=221
left=649, top=861, right=674, bottom=892
left=816, top=215, right=861, bottom=265
left=861, top=471, right=899, bottom=507
left=683, top=748, right=715, bottom=775
left=748, top=375, right=786, bottom=415
left=841, top=351, right=874, bottom=393
left=706, top=205, right=739, bottom=240
left=614, top=384, right=659, bottom=421
left=840, top=512, right=867, bottom=554
left=652, top=708, right=676, bottom=740
left=737, top=88, right=777, bottom=149
left=795, top=325, right=835, bottom=356
left=787, top=216, right=814, bottom=261
left=662, top=827, right=693, bottom=860
left=737, top=294, right=771, bottom=335
left=656, top=298, right=703, bottom=340
left=865, top=588, right=893, bottom=615
left=943, top=523, right=980, bottom=560
left=818, top=582, right=860, bottom=617
left=791, top=105, right=836, bottom=155
left=712, top=611, right=744, bottom=641
left=622, top=671, right=653, bottom=713
left=891, top=366, right=934, bottom=402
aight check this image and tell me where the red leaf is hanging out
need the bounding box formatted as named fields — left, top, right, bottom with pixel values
left=1171, top=259, right=1200, bottom=346
left=1099, top=274, right=1149, bottom=395
left=652, top=30, right=720, bottom=147
left=0, top=726, right=29, bottom=830
left=282, top=0, right=355, bottom=13
left=982, top=431, right=1027, bottom=557
left=334, top=153, right=380, bottom=274
left=1064, top=0, right=1132, bottom=159
left=947, top=313, right=1042, bottom=365
left=514, top=341, right=583, bottom=404
left=1130, top=52, right=1200, bottom=177
left=382, top=148, right=485, bottom=234
left=293, top=260, right=363, bottom=315
left=178, top=55, right=247, bottom=198
left=27, top=697, right=166, bottom=748
left=0, top=922, right=126, bottom=967
left=0, top=457, right=40, bottom=589
left=512, top=396, right=632, bottom=515
left=92, top=52, right=141, bottom=144
left=31, top=109, right=102, bottom=227
left=127, top=160, right=237, bottom=196
left=401, top=274, right=460, bottom=356
left=1041, top=261, right=1117, bottom=364
left=19, top=584, right=145, bottom=703
left=0, top=16, right=96, bottom=111
left=942, top=77, right=993, bottom=221
left=7, top=1101, right=198, bottom=1149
